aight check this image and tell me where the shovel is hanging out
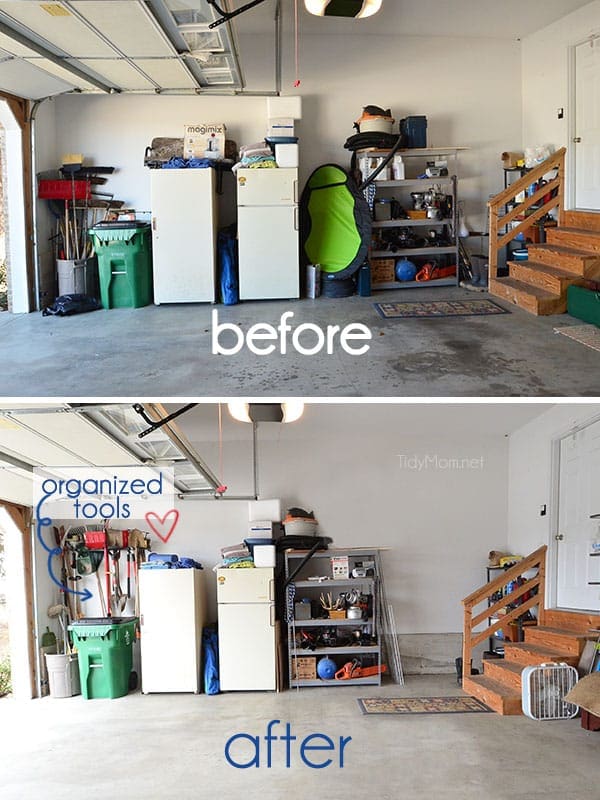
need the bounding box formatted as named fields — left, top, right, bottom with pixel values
left=110, top=549, right=127, bottom=614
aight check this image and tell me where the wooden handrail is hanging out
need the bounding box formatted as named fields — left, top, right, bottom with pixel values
left=488, top=148, right=566, bottom=281
left=462, top=545, right=547, bottom=683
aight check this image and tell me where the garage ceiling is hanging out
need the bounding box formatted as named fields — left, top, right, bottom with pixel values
left=0, top=403, right=223, bottom=496
left=0, top=0, right=592, bottom=99
left=0, top=0, right=258, bottom=97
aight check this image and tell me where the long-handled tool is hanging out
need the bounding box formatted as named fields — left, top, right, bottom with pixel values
left=109, top=548, right=127, bottom=614
left=48, top=603, right=71, bottom=654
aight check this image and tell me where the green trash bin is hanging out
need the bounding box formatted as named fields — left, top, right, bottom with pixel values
left=69, top=617, right=137, bottom=699
left=89, top=222, right=152, bottom=308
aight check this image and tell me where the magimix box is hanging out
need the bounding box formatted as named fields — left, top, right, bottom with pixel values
left=184, top=123, right=226, bottom=160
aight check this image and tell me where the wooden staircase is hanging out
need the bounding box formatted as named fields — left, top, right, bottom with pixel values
left=461, top=547, right=600, bottom=715
left=490, top=211, right=600, bottom=315
left=463, top=611, right=599, bottom=715
left=487, top=147, right=600, bottom=315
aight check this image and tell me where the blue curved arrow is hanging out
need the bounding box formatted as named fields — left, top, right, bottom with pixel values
left=46, top=550, right=93, bottom=602
left=37, top=492, right=92, bottom=602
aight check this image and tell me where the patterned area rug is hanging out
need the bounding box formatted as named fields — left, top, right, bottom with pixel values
left=554, top=324, right=600, bottom=354
left=373, top=299, right=510, bottom=319
left=357, top=696, right=492, bottom=715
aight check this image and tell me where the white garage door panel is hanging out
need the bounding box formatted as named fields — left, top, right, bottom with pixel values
left=80, top=59, right=155, bottom=89
left=0, top=2, right=116, bottom=58
left=135, top=59, right=196, bottom=89
left=72, top=1, right=175, bottom=58
left=0, top=59, right=75, bottom=98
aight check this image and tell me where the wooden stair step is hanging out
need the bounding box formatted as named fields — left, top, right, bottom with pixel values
left=528, top=244, right=600, bottom=276
left=524, top=625, right=596, bottom=655
left=482, top=659, right=523, bottom=691
left=489, top=276, right=566, bottom=315
left=504, top=642, right=579, bottom=667
left=508, top=260, right=584, bottom=294
left=547, top=226, right=600, bottom=254
left=542, top=609, right=600, bottom=633
left=462, top=674, right=522, bottom=716
left=563, top=210, right=600, bottom=232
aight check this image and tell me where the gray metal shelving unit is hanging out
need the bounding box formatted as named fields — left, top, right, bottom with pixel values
left=285, top=547, right=384, bottom=688
left=358, top=147, right=466, bottom=291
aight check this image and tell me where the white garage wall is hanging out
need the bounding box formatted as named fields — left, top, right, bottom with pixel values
left=521, top=1, right=600, bottom=151
left=41, top=425, right=509, bottom=656
left=507, top=403, right=600, bottom=594
left=41, top=31, right=523, bottom=232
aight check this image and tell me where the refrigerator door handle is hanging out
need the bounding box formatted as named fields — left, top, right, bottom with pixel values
left=152, top=217, right=157, bottom=232
left=270, top=603, right=276, bottom=627
left=294, top=206, right=299, bottom=231
left=293, top=179, right=298, bottom=204
left=269, top=578, right=275, bottom=601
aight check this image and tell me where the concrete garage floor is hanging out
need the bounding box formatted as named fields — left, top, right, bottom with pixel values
left=1, top=675, right=598, bottom=800
left=1, top=287, right=599, bottom=397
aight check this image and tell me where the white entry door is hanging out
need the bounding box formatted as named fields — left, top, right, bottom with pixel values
left=574, top=38, right=600, bottom=209
left=556, top=419, right=600, bottom=611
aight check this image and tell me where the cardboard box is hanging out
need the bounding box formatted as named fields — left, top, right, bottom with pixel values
left=370, top=259, right=396, bottom=283
left=275, top=143, right=299, bottom=168
left=248, top=499, right=281, bottom=521
left=501, top=151, right=524, bottom=169
left=267, top=118, right=295, bottom=137
left=306, top=264, right=321, bottom=298
left=294, top=601, right=312, bottom=621
left=248, top=520, right=275, bottom=538
left=184, top=123, right=226, bottom=160
left=331, top=555, right=349, bottom=579
left=267, top=96, right=302, bottom=119
left=254, top=544, right=276, bottom=568
left=292, top=656, right=316, bottom=680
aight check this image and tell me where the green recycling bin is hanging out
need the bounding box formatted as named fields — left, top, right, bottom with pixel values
left=89, top=222, right=152, bottom=308
left=69, top=617, right=137, bottom=699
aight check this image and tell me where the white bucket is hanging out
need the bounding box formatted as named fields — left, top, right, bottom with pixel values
left=45, top=653, right=81, bottom=698
left=57, top=258, right=98, bottom=297
left=359, top=117, right=394, bottom=135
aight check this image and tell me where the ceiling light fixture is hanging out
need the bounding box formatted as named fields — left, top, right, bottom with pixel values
left=304, top=0, right=382, bottom=18
left=228, top=402, right=305, bottom=424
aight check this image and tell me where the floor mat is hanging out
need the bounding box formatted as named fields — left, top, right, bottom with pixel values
left=357, top=696, right=492, bottom=715
left=554, top=324, right=600, bottom=354
left=373, top=299, right=510, bottom=319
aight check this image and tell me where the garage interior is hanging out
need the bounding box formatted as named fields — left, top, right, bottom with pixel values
left=1, top=400, right=600, bottom=798
left=0, top=1, right=599, bottom=396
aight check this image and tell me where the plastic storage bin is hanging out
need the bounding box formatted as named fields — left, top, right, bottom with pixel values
left=400, top=116, right=428, bottom=149
left=69, top=617, right=137, bottom=699
left=89, top=222, right=152, bottom=308
left=45, top=653, right=81, bottom=698
left=567, top=285, right=600, bottom=326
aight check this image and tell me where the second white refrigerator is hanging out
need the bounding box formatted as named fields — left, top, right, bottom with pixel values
left=217, top=567, right=277, bottom=691
left=236, top=168, right=300, bottom=300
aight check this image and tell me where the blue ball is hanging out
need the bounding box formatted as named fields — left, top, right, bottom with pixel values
left=317, top=657, right=337, bottom=680
left=395, top=258, right=418, bottom=282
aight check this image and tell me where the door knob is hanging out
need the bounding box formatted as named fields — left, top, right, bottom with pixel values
left=555, top=533, right=564, bottom=541
left=573, top=137, right=582, bottom=143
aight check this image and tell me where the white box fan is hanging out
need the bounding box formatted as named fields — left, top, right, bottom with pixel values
left=521, top=663, right=579, bottom=720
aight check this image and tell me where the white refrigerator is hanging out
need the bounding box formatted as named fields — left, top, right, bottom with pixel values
left=236, top=168, right=300, bottom=300
left=139, top=568, right=207, bottom=693
left=217, top=567, right=277, bottom=691
left=150, top=168, right=217, bottom=303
